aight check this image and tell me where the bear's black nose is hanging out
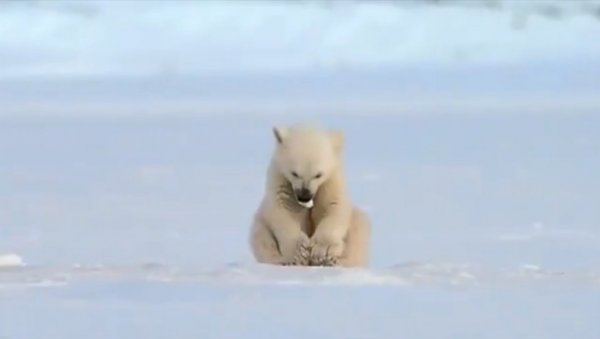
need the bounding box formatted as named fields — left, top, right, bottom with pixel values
left=295, top=188, right=313, bottom=203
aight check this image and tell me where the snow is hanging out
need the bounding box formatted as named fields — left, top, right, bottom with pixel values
left=0, top=253, right=24, bottom=268
left=2, top=115, right=600, bottom=338
left=1, top=0, right=600, bottom=77
left=2, top=0, right=600, bottom=338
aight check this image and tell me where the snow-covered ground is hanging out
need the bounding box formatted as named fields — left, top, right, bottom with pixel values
left=2, top=1, right=600, bottom=338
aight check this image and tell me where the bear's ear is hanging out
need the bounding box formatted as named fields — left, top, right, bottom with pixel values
left=329, top=130, right=344, bottom=153
left=272, top=126, right=289, bottom=144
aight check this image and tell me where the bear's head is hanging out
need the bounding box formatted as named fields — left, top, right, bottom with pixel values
left=271, top=124, right=344, bottom=208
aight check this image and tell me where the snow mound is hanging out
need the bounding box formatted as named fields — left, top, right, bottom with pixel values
left=0, top=253, right=24, bottom=268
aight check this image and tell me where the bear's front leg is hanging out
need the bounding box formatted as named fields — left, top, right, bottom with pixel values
left=308, top=235, right=344, bottom=266
left=308, top=210, right=351, bottom=266
left=277, top=231, right=311, bottom=266
left=281, top=237, right=311, bottom=266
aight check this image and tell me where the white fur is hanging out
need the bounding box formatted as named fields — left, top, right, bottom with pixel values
left=249, top=124, right=371, bottom=267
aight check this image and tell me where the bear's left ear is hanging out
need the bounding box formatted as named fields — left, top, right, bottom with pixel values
left=272, top=126, right=289, bottom=144
left=329, top=130, right=344, bottom=153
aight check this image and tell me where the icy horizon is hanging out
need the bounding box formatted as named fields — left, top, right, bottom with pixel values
left=2, top=0, right=600, bottom=119
left=1, top=0, right=600, bottom=78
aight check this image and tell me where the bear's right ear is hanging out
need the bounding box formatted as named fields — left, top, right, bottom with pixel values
left=329, top=130, right=344, bottom=154
left=272, top=126, right=288, bottom=144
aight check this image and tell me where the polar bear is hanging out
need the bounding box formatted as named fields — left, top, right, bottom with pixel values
left=249, top=124, right=371, bottom=267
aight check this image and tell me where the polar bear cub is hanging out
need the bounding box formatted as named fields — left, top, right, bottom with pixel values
left=249, top=124, right=371, bottom=267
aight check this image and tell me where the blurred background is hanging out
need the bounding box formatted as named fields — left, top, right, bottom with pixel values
left=1, top=0, right=600, bottom=270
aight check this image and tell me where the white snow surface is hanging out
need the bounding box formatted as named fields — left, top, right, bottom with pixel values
left=0, top=253, right=24, bottom=268
left=2, top=1, right=600, bottom=338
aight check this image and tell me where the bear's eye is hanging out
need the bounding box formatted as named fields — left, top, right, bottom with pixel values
left=291, top=171, right=300, bottom=178
left=314, top=172, right=322, bottom=179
